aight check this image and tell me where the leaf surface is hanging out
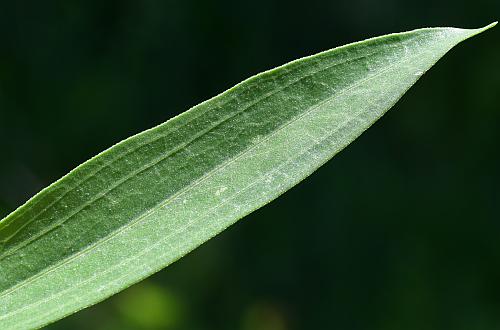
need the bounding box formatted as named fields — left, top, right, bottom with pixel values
left=0, top=23, right=496, bottom=329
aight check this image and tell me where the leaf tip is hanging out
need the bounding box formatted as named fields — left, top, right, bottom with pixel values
left=467, top=21, right=497, bottom=39
left=480, top=21, right=497, bottom=31
left=449, top=21, right=497, bottom=41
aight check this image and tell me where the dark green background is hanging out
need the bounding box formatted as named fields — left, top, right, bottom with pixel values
left=0, top=1, right=499, bottom=329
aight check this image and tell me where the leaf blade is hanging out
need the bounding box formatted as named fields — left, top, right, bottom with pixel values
left=0, top=23, right=495, bottom=329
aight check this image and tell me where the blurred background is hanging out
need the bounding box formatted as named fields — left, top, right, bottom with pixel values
left=0, top=1, right=499, bottom=329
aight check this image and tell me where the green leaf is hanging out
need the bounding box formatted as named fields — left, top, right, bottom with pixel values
left=0, top=23, right=496, bottom=329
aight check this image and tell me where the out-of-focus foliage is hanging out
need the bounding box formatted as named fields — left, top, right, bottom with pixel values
left=0, top=1, right=498, bottom=329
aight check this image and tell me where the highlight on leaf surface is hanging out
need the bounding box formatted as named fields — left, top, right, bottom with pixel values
left=0, top=22, right=496, bottom=329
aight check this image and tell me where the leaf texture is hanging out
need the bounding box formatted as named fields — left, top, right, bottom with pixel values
left=0, top=23, right=496, bottom=329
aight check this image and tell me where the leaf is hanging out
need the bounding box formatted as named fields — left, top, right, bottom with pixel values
left=0, top=23, right=496, bottom=329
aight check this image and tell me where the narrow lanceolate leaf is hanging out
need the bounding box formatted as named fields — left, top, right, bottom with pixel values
left=0, top=23, right=496, bottom=329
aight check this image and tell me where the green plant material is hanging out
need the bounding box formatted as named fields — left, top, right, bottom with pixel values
left=0, top=23, right=496, bottom=329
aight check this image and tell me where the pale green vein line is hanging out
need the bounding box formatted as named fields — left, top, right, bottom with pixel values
left=0, top=43, right=418, bottom=301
